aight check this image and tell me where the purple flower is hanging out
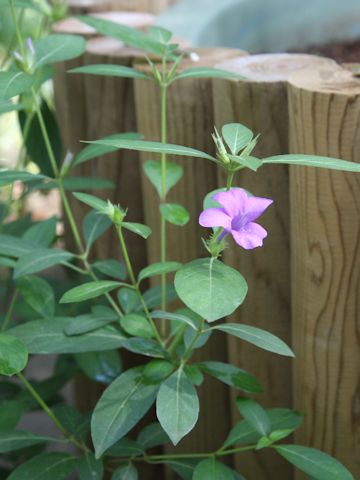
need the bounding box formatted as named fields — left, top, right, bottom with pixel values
left=199, top=188, right=273, bottom=250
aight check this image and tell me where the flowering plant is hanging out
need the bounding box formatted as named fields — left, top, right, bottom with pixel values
left=0, top=4, right=358, bottom=479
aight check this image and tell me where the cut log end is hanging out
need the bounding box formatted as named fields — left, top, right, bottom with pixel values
left=215, top=53, right=337, bottom=83
left=52, top=11, right=154, bottom=36
left=288, top=63, right=360, bottom=94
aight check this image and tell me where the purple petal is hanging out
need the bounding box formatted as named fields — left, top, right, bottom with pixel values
left=212, top=188, right=248, bottom=217
left=27, top=37, right=35, bottom=55
left=199, top=208, right=231, bottom=229
left=245, top=196, right=273, bottom=222
left=231, top=222, right=268, bottom=249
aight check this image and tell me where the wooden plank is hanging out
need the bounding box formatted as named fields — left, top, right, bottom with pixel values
left=288, top=64, right=360, bottom=479
left=212, top=53, right=336, bottom=480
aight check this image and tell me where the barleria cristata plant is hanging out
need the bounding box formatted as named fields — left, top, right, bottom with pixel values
left=0, top=5, right=357, bottom=479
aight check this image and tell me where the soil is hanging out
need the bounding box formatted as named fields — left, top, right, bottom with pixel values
left=289, top=38, right=360, bottom=65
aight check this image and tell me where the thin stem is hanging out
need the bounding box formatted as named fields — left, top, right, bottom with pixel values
left=116, top=226, right=163, bottom=346
left=226, top=170, right=235, bottom=190
left=1, top=288, right=19, bottom=332
left=8, top=0, right=25, bottom=57
left=17, top=372, right=89, bottom=452
left=160, top=80, right=168, bottom=320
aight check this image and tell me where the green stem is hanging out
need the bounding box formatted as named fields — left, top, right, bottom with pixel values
left=226, top=170, right=235, bottom=190
left=160, top=80, right=168, bottom=320
left=1, top=288, right=19, bottom=332
left=17, top=372, right=89, bottom=452
left=8, top=0, right=25, bottom=58
left=116, top=226, right=163, bottom=346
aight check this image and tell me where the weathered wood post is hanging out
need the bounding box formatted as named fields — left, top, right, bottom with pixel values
left=288, top=65, right=360, bottom=479
left=212, top=53, right=336, bottom=480
left=133, top=47, right=247, bottom=459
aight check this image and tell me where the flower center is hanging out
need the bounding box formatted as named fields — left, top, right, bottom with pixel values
left=231, top=212, right=248, bottom=231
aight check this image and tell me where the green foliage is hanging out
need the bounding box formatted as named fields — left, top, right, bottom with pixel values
left=160, top=203, right=190, bottom=226
left=13, top=248, right=73, bottom=278
left=91, top=367, right=159, bottom=457
left=69, top=64, right=148, bottom=79
left=175, top=258, right=248, bottom=322
left=143, top=160, right=183, bottom=196
left=75, top=350, right=122, bottom=384
left=7, top=452, right=77, bottom=480
left=0, top=430, right=50, bottom=453
left=156, top=367, right=199, bottom=445
left=193, top=458, right=234, bottom=480
left=0, top=71, right=34, bottom=101
left=60, top=281, right=126, bottom=303
left=33, top=34, right=86, bottom=67
left=0, top=334, right=28, bottom=376
left=138, top=261, right=181, bottom=283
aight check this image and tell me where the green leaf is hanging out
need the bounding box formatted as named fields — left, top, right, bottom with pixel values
left=150, top=310, right=198, bottom=330
left=184, top=365, right=204, bottom=386
left=77, top=15, right=166, bottom=56
left=14, top=248, right=73, bottom=279
left=175, top=258, right=248, bottom=322
left=142, top=283, right=177, bottom=310
left=174, top=67, right=243, bottom=81
left=64, top=313, right=117, bottom=336
left=223, top=408, right=303, bottom=448
left=22, top=216, right=57, bottom=248
left=222, top=123, right=254, bottom=154
left=91, top=366, right=159, bottom=457
left=143, top=160, right=183, bottom=196
left=19, top=101, right=62, bottom=176
left=52, top=405, right=90, bottom=439
left=7, top=452, right=77, bottom=480
left=0, top=71, right=34, bottom=101
left=193, top=458, right=234, bottom=480
left=62, top=176, right=114, bottom=190
left=112, top=462, right=138, bottom=480
left=76, top=453, right=103, bottom=480
left=236, top=398, right=271, bottom=437
left=33, top=34, right=86, bottom=67
left=0, top=400, right=25, bottom=429
left=0, top=430, right=50, bottom=453
left=148, top=25, right=172, bottom=44
left=84, top=138, right=216, bottom=161
left=0, top=234, right=31, bottom=257
left=138, top=261, right=181, bottom=283
left=160, top=203, right=190, bottom=226
left=122, top=338, right=165, bottom=358
left=118, top=288, right=140, bottom=313
left=83, top=210, right=112, bottom=250
left=93, top=259, right=126, bottom=281
left=69, top=63, right=148, bottom=79
left=165, top=460, right=198, bottom=480
left=156, top=367, right=199, bottom=445
left=74, top=192, right=108, bottom=212
left=73, top=132, right=141, bottom=167
left=197, top=361, right=262, bottom=393
left=8, top=318, right=125, bottom=353
left=120, top=313, right=154, bottom=338
left=0, top=169, right=44, bottom=187
left=230, top=154, right=263, bottom=171
left=263, top=154, right=360, bottom=172
left=0, top=334, right=27, bottom=376
left=0, top=99, right=24, bottom=114
left=212, top=323, right=294, bottom=357
left=106, top=438, right=144, bottom=457
left=75, top=350, right=122, bottom=384
left=143, top=360, right=174, bottom=381
left=16, top=275, right=55, bottom=318
left=122, top=222, right=151, bottom=239
left=0, top=256, right=16, bottom=267
left=275, top=445, right=354, bottom=480
left=137, top=422, right=170, bottom=449
left=60, top=280, right=125, bottom=303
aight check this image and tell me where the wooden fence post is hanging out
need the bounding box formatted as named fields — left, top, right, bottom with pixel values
left=212, top=53, right=336, bottom=480
left=68, top=0, right=178, bottom=14
left=133, top=47, right=247, bottom=460
left=288, top=64, right=360, bottom=479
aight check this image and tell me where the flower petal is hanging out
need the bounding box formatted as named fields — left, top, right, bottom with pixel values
left=231, top=222, right=268, bottom=249
left=212, top=188, right=248, bottom=216
left=245, top=196, right=273, bottom=222
left=199, top=208, right=231, bottom=229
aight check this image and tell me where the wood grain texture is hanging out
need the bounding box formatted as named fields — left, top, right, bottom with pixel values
left=133, top=48, right=246, bottom=461
left=212, top=53, right=336, bottom=480
left=288, top=65, right=360, bottom=479
left=68, top=0, right=177, bottom=14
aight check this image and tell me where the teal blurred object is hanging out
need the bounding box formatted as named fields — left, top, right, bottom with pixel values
left=157, top=0, right=360, bottom=52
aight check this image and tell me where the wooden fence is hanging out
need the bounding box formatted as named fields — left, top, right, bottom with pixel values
left=53, top=11, right=360, bottom=480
